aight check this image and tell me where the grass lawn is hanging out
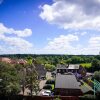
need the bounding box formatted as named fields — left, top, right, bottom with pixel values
left=80, top=63, right=91, bottom=68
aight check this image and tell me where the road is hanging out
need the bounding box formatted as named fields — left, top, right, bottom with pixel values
left=39, top=72, right=52, bottom=89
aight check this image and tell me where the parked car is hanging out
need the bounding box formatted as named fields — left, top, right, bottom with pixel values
left=40, top=76, right=46, bottom=80
left=43, top=84, right=52, bottom=90
left=51, top=71, right=56, bottom=77
left=41, top=90, right=51, bottom=96
left=45, top=79, right=55, bottom=84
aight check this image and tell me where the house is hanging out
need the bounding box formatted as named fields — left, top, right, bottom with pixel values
left=56, top=64, right=86, bottom=78
left=0, top=57, right=27, bottom=65
left=0, top=57, right=12, bottom=63
left=17, top=59, right=27, bottom=65
left=54, top=74, right=83, bottom=96
left=67, top=64, right=79, bottom=73
left=56, top=65, right=67, bottom=74
left=56, top=64, right=80, bottom=74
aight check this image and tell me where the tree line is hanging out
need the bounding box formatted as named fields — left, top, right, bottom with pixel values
left=0, top=54, right=100, bottom=72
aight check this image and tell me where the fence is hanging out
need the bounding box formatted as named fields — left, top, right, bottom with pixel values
left=0, top=95, right=79, bottom=100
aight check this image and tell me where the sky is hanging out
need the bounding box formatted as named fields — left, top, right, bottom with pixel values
left=0, top=0, right=100, bottom=55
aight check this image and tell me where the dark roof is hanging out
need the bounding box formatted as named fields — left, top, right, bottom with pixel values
left=55, top=75, right=80, bottom=89
left=57, top=64, right=68, bottom=69
left=35, top=64, right=46, bottom=76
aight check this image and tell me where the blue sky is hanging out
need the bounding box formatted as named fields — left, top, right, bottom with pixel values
left=0, top=0, right=100, bottom=54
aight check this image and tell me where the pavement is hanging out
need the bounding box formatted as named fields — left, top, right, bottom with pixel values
left=39, top=80, right=46, bottom=90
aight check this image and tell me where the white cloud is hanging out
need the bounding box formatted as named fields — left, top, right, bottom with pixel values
left=4, top=37, right=33, bottom=49
left=0, top=34, right=34, bottom=54
left=36, top=34, right=100, bottom=55
left=80, top=32, right=87, bottom=36
left=89, top=36, right=100, bottom=48
left=43, top=34, right=79, bottom=54
left=0, top=23, right=34, bottom=54
left=40, top=0, right=100, bottom=30
left=73, top=36, right=100, bottom=55
left=73, top=32, right=87, bottom=36
left=0, top=23, right=32, bottom=37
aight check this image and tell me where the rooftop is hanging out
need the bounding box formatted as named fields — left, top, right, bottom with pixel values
left=56, top=64, right=79, bottom=70
left=55, top=74, right=80, bottom=89
left=67, top=64, right=79, bottom=69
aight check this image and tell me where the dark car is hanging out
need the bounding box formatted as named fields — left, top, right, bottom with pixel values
left=46, top=79, right=55, bottom=85
left=43, top=84, right=52, bottom=90
left=40, top=76, right=46, bottom=80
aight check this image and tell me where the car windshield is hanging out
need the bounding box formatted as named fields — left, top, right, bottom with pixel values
left=44, top=90, right=51, bottom=93
left=45, top=91, right=50, bottom=94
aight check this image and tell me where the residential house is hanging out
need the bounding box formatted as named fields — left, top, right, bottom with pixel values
left=54, top=74, right=83, bottom=96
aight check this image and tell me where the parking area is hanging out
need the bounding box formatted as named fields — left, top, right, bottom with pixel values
left=39, top=72, right=52, bottom=89
left=38, top=72, right=53, bottom=96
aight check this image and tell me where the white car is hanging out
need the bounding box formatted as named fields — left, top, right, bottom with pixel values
left=41, top=90, right=51, bottom=96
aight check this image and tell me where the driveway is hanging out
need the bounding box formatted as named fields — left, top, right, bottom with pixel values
left=46, top=72, right=52, bottom=80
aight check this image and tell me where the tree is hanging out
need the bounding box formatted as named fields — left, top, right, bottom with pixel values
left=15, top=63, right=28, bottom=95
left=0, top=62, right=21, bottom=95
left=93, top=71, right=100, bottom=82
left=91, top=59, right=100, bottom=71
left=45, top=64, right=55, bottom=71
left=26, top=70, right=39, bottom=95
left=66, top=58, right=72, bottom=64
left=71, top=56, right=83, bottom=64
left=26, top=57, right=39, bottom=96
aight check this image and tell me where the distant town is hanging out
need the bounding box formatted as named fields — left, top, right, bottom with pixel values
left=0, top=54, right=100, bottom=100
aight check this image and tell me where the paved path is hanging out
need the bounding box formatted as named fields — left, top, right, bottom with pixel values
left=46, top=72, right=52, bottom=80
left=39, top=80, right=46, bottom=89
left=39, top=72, right=52, bottom=89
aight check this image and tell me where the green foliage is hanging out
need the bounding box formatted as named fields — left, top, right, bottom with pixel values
left=0, top=59, right=39, bottom=96
left=93, top=71, right=100, bottom=82
left=80, top=63, right=91, bottom=68
left=26, top=56, right=33, bottom=65
left=45, top=64, right=55, bottom=71
left=0, top=62, right=21, bottom=95
left=89, top=58, right=100, bottom=72
left=92, top=59, right=100, bottom=68
left=24, top=62, right=39, bottom=95
left=0, top=54, right=100, bottom=73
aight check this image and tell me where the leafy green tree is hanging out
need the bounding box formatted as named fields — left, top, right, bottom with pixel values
left=91, top=58, right=100, bottom=71
left=35, top=57, right=46, bottom=65
left=26, top=70, right=39, bottom=95
left=45, top=64, right=55, bottom=71
left=93, top=71, right=100, bottom=82
left=0, top=62, right=21, bottom=95
left=26, top=56, right=39, bottom=96
left=66, top=58, right=72, bottom=64
left=71, top=56, right=83, bottom=64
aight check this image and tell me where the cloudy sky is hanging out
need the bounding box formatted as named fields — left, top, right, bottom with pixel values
left=0, top=0, right=100, bottom=55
